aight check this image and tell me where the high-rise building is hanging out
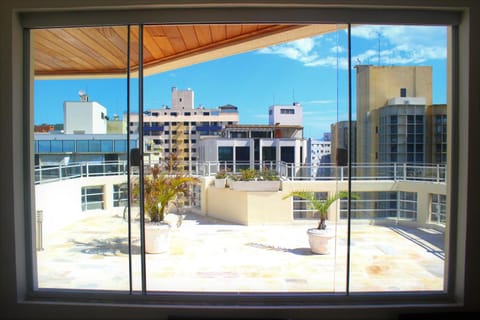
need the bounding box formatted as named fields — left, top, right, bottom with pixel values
left=353, top=65, right=446, bottom=218
left=355, top=65, right=432, bottom=164
left=306, top=138, right=331, bottom=177
left=128, top=87, right=239, bottom=169
left=426, top=104, right=447, bottom=164
left=377, top=97, right=427, bottom=164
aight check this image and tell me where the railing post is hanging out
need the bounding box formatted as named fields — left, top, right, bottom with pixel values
left=403, top=163, right=407, bottom=181
left=86, top=162, right=89, bottom=177
left=437, top=164, right=440, bottom=183
left=59, top=164, right=62, bottom=181
left=394, top=162, right=397, bottom=181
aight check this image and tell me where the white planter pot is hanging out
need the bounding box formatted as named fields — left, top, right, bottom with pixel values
left=229, top=180, right=281, bottom=192
left=307, top=228, right=335, bottom=254
left=145, top=223, right=170, bottom=254
left=214, top=178, right=227, bottom=188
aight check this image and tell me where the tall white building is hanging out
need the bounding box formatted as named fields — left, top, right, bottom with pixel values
left=64, top=93, right=108, bottom=134
left=307, top=139, right=331, bottom=163
left=268, top=103, right=302, bottom=126
left=306, top=138, right=331, bottom=177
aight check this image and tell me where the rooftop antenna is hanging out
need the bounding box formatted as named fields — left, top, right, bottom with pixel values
left=292, top=88, right=296, bottom=104
left=376, top=30, right=382, bottom=66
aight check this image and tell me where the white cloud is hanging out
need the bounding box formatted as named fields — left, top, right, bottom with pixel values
left=331, top=45, right=344, bottom=54
left=258, top=37, right=319, bottom=64
left=252, top=113, right=268, bottom=119
left=303, top=99, right=336, bottom=105
left=257, top=25, right=446, bottom=70
left=351, top=25, right=446, bottom=65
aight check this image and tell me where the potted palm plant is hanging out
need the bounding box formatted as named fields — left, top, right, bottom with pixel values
left=282, top=191, right=358, bottom=254
left=134, top=165, right=199, bottom=253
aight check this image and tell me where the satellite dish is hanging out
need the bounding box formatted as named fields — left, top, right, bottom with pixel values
left=78, top=90, right=86, bottom=96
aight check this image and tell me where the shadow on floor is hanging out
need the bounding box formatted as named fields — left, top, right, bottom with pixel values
left=389, top=225, right=445, bottom=259
left=71, top=237, right=141, bottom=256
left=245, top=242, right=312, bottom=256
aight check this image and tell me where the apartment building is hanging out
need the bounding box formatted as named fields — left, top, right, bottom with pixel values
left=35, top=94, right=135, bottom=165
left=199, top=124, right=306, bottom=170
left=355, top=65, right=433, bottom=164
left=128, top=87, right=239, bottom=167
left=306, top=138, right=331, bottom=177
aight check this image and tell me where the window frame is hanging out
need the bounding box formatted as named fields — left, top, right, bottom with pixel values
left=9, top=2, right=470, bottom=319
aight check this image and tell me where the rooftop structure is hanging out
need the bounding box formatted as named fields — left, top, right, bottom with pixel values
left=268, top=103, right=303, bottom=126
left=64, top=93, right=109, bottom=134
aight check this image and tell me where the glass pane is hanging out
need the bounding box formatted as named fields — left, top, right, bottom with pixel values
left=141, top=23, right=348, bottom=293
left=63, top=140, right=75, bottom=152
left=100, top=140, right=113, bottom=153
left=349, top=24, right=448, bottom=292
left=32, top=26, right=131, bottom=291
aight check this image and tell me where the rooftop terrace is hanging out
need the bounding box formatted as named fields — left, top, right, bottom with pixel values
left=36, top=210, right=444, bottom=293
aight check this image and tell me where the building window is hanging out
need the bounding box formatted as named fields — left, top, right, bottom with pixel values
left=76, top=140, right=89, bottom=152
left=218, top=146, right=233, bottom=162
left=100, top=140, right=113, bottom=153
left=280, top=108, right=295, bottom=114
left=63, top=140, right=75, bottom=152
left=262, top=146, right=276, bottom=161
left=113, top=184, right=127, bottom=207
left=281, top=146, right=295, bottom=163
left=114, top=140, right=127, bottom=152
left=89, top=140, right=101, bottom=152
left=81, top=185, right=104, bottom=211
left=431, top=194, right=447, bottom=225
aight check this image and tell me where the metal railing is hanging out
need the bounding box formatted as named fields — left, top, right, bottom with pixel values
left=35, top=161, right=128, bottom=184
left=34, top=160, right=446, bottom=184
left=278, top=162, right=446, bottom=182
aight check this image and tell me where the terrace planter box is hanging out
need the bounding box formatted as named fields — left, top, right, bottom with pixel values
left=214, top=178, right=227, bottom=188
left=229, top=180, right=281, bottom=192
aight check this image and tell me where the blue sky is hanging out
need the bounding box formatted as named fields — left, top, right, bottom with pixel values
left=34, top=25, right=447, bottom=138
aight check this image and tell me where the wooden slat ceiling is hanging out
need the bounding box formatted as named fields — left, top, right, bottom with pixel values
left=33, top=24, right=339, bottom=78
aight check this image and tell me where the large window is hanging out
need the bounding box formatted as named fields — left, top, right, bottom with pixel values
left=32, top=22, right=450, bottom=294
left=17, top=3, right=468, bottom=319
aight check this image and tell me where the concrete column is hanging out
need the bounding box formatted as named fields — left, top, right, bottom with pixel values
left=104, top=182, right=113, bottom=210
left=416, top=190, right=431, bottom=226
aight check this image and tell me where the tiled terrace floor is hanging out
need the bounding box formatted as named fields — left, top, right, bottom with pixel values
left=37, top=212, right=445, bottom=293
